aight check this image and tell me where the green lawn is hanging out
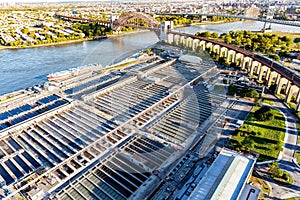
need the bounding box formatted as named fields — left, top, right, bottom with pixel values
left=229, top=106, right=286, bottom=161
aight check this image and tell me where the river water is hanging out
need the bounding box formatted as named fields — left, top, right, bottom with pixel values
left=0, top=21, right=299, bottom=95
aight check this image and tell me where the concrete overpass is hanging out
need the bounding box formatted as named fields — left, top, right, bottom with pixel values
left=167, top=31, right=300, bottom=111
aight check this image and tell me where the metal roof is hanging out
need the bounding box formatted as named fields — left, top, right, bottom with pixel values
left=189, top=149, right=256, bottom=200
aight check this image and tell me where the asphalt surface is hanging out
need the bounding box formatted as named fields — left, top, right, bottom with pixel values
left=216, top=98, right=254, bottom=150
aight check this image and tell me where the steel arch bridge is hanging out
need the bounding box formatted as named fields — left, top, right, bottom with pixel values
left=55, top=12, right=162, bottom=37
left=113, top=12, right=161, bottom=36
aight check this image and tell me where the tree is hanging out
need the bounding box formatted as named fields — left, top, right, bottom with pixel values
left=245, top=38, right=252, bottom=48
left=252, top=42, right=259, bottom=51
left=242, top=137, right=254, bottom=149
left=224, top=35, right=232, bottom=44
left=250, top=90, right=259, bottom=98
left=205, top=31, right=211, bottom=37
left=254, top=106, right=274, bottom=121
left=269, top=162, right=283, bottom=178
left=211, top=32, right=218, bottom=38
left=227, top=84, right=237, bottom=96
left=21, top=27, right=29, bottom=34
left=269, top=47, right=276, bottom=54
left=235, top=37, right=242, bottom=47
left=269, top=54, right=280, bottom=61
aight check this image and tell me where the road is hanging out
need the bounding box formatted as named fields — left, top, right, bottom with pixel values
left=256, top=92, right=300, bottom=199
left=216, top=98, right=254, bottom=150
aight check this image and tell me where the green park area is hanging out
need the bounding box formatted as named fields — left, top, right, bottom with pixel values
left=229, top=106, right=285, bottom=162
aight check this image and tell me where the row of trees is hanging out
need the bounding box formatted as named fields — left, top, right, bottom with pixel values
left=196, top=30, right=294, bottom=57
left=227, top=84, right=260, bottom=98
left=210, top=16, right=239, bottom=22
left=72, top=22, right=111, bottom=38
left=156, top=15, right=193, bottom=26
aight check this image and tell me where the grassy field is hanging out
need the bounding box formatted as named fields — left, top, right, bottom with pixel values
left=229, top=106, right=286, bottom=161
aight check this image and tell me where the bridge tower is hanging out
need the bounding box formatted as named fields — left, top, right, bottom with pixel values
left=110, top=15, right=119, bottom=30
left=262, top=1, right=274, bottom=31
left=160, top=21, right=174, bottom=42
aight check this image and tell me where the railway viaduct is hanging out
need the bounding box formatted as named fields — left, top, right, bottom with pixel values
left=166, top=31, right=300, bottom=112
left=56, top=12, right=300, bottom=112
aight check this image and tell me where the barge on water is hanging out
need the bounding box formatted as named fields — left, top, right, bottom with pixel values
left=46, top=63, right=103, bottom=81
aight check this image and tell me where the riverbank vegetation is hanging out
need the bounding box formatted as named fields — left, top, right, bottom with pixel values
left=195, top=30, right=298, bottom=58
left=156, top=15, right=193, bottom=26
left=229, top=106, right=285, bottom=161
left=72, top=22, right=111, bottom=37
left=155, top=15, right=240, bottom=26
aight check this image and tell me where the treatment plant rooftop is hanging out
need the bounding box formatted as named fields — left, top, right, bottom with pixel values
left=0, top=45, right=230, bottom=199
left=189, top=149, right=257, bottom=200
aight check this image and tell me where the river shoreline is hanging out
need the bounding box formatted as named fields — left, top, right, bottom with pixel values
left=0, top=20, right=236, bottom=51
left=0, top=20, right=298, bottom=51
left=0, top=37, right=106, bottom=51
